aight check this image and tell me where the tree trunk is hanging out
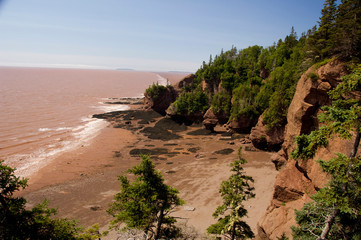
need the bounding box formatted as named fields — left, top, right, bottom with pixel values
left=231, top=222, right=236, bottom=240
left=349, top=130, right=360, bottom=158
left=317, top=208, right=339, bottom=240
left=155, top=207, right=164, bottom=240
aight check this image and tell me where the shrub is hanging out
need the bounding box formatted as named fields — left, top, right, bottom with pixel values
left=308, top=72, right=319, bottom=81
left=145, top=83, right=167, bottom=100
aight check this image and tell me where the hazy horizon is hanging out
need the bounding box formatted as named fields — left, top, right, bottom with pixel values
left=0, top=0, right=325, bottom=72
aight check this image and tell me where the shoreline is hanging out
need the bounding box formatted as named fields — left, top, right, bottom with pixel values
left=20, top=103, right=277, bottom=236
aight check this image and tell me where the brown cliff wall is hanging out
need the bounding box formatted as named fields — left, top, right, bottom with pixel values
left=257, top=59, right=352, bottom=239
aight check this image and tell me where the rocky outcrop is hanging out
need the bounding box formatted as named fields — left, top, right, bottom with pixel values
left=202, top=108, right=229, bottom=131
left=224, top=116, right=258, bottom=133
left=173, top=74, right=195, bottom=93
left=272, top=59, right=348, bottom=168
left=165, top=104, right=204, bottom=125
left=144, top=86, right=177, bottom=115
left=250, top=115, right=285, bottom=151
left=257, top=59, right=351, bottom=239
left=144, top=74, right=196, bottom=115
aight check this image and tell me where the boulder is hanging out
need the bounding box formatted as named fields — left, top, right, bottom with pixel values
left=225, top=115, right=258, bottom=133
left=250, top=114, right=285, bottom=151
left=202, top=108, right=229, bottom=131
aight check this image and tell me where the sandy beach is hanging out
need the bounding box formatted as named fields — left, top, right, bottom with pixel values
left=20, top=102, right=277, bottom=238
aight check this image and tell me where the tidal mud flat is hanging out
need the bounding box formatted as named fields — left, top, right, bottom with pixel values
left=20, top=100, right=277, bottom=237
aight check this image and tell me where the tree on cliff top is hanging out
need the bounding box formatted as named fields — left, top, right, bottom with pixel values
left=291, top=65, right=361, bottom=239
left=107, top=155, right=184, bottom=240
left=207, top=147, right=255, bottom=240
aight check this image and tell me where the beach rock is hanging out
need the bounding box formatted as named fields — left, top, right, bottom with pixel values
left=257, top=59, right=350, bottom=239
left=165, top=104, right=205, bottom=124
left=202, top=108, right=229, bottom=131
left=224, top=115, right=258, bottom=133
left=89, top=205, right=102, bottom=211
left=250, top=114, right=284, bottom=151
left=184, top=206, right=195, bottom=211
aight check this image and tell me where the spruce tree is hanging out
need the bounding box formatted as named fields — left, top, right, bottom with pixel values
left=335, top=0, right=361, bottom=59
left=207, top=147, right=255, bottom=240
left=291, top=65, right=361, bottom=239
left=107, top=155, right=184, bottom=239
left=318, top=0, right=337, bottom=58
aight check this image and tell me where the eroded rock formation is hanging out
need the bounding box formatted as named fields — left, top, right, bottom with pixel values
left=257, top=59, right=351, bottom=239
left=250, top=114, right=285, bottom=151
left=144, top=86, right=177, bottom=115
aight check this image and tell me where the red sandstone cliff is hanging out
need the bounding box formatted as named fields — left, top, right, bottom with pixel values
left=257, top=59, right=353, bottom=239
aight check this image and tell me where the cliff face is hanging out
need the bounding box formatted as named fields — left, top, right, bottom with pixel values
left=257, top=59, right=351, bottom=239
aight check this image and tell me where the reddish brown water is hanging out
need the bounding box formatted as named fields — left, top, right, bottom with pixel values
left=0, top=67, right=175, bottom=177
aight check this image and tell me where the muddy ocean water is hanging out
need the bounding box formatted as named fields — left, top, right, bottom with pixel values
left=0, top=67, right=171, bottom=177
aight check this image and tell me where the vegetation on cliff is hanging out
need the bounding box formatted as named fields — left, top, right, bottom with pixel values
left=145, top=83, right=168, bottom=100
left=291, top=65, right=361, bottom=239
left=159, top=0, right=361, bottom=134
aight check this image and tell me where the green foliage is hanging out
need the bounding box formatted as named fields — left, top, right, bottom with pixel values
left=107, top=155, right=184, bottom=239
left=314, top=57, right=333, bottom=68
left=306, top=0, right=361, bottom=61
left=308, top=72, right=320, bottom=81
left=207, top=148, right=255, bottom=240
left=171, top=88, right=209, bottom=114
left=211, top=91, right=232, bottom=115
left=172, top=0, right=361, bottom=131
left=145, top=82, right=167, bottom=100
left=0, top=160, right=99, bottom=240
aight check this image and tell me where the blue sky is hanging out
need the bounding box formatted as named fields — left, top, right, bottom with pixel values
left=0, top=0, right=325, bottom=72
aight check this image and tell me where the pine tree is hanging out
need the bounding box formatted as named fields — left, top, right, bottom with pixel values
left=306, top=0, right=337, bottom=61
left=291, top=65, right=361, bottom=239
left=207, top=147, right=255, bottom=240
left=318, top=0, right=337, bottom=58
left=335, top=0, right=361, bottom=59
left=107, top=155, right=184, bottom=239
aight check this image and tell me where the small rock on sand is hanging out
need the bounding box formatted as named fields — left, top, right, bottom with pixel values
left=184, top=206, right=195, bottom=211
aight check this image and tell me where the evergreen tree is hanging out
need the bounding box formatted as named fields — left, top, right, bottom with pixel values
left=207, top=147, right=255, bottom=240
left=318, top=0, right=337, bottom=58
left=291, top=65, right=361, bottom=239
left=107, top=155, right=184, bottom=239
left=0, top=160, right=91, bottom=239
left=335, top=0, right=361, bottom=59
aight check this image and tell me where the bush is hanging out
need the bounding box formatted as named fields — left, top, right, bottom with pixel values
left=172, top=88, right=209, bottom=114
left=308, top=72, right=319, bottom=81
left=211, top=92, right=232, bottom=115
left=145, top=83, right=167, bottom=100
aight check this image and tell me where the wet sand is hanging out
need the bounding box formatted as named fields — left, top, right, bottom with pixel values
left=20, top=105, right=277, bottom=237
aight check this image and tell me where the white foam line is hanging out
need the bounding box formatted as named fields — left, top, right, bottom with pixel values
left=8, top=118, right=108, bottom=178
left=156, top=74, right=168, bottom=86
